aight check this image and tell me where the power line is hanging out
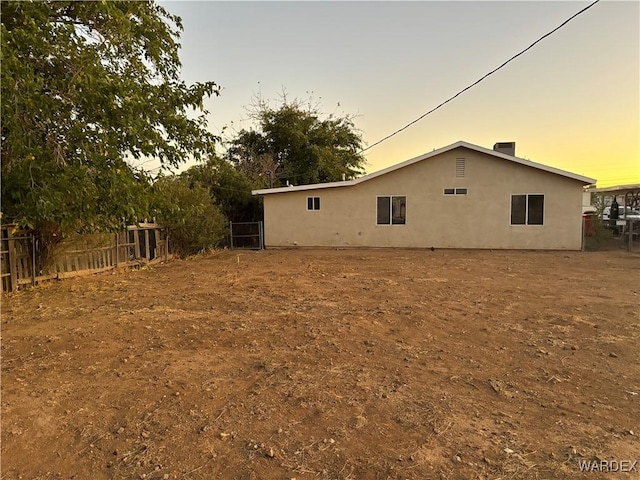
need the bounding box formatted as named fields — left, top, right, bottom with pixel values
left=360, top=0, right=601, bottom=154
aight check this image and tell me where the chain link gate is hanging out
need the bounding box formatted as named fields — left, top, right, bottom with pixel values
left=229, top=221, right=264, bottom=250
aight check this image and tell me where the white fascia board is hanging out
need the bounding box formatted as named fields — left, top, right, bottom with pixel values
left=251, top=140, right=596, bottom=196
left=462, top=142, right=596, bottom=184
left=251, top=179, right=355, bottom=196
left=251, top=142, right=461, bottom=196
left=588, top=183, right=640, bottom=193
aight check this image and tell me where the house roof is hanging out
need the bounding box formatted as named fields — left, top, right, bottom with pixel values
left=587, top=183, right=640, bottom=195
left=251, top=140, right=597, bottom=195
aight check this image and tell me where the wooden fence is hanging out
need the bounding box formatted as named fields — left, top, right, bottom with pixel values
left=1, top=223, right=169, bottom=293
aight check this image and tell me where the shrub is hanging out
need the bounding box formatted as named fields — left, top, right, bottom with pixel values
left=154, top=177, right=227, bottom=256
left=583, top=214, right=617, bottom=251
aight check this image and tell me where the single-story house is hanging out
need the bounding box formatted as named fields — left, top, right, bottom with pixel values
left=252, top=141, right=596, bottom=250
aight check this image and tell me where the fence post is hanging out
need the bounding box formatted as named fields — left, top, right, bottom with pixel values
left=31, top=234, right=36, bottom=286
left=165, top=227, right=169, bottom=262
left=115, top=232, right=119, bottom=267
left=7, top=228, right=18, bottom=292
left=259, top=221, right=264, bottom=250
left=229, top=222, right=234, bottom=249
left=144, top=229, right=150, bottom=261
left=133, top=228, right=141, bottom=260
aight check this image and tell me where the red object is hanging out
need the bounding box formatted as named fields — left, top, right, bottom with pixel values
left=583, top=213, right=595, bottom=236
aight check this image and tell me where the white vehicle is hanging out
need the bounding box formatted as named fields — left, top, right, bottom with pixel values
left=603, top=205, right=640, bottom=221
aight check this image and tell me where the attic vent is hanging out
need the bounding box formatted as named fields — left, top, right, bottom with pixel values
left=493, top=142, right=516, bottom=156
left=455, top=158, right=466, bottom=178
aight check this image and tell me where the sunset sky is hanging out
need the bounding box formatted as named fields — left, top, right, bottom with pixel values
left=157, top=1, right=639, bottom=187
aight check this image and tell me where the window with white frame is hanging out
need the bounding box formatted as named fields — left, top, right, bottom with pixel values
left=511, top=194, right=544, bottom=225
left=444, top=188, right=468, bottom=195
left=307, top=196, right=320, bottom=210
left=377, top=196, right=406, bottom=225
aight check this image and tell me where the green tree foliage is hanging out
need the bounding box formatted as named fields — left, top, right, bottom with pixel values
left=225, top=100, right=366, bottom=188
left=153, top=176, right=227, bottom=256
left=1, top=1, right=219, bottom=241
left=183, top=157, right=262, bottom=222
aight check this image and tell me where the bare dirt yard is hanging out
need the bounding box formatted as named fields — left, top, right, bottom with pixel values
left=2, top=249, right=639, bottom=480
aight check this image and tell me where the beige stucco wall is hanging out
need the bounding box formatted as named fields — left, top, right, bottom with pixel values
left=261, top=147, right=586, bottom=250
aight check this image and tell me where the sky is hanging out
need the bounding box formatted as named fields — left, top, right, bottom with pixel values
left=154, top=0, right=639, bottom=187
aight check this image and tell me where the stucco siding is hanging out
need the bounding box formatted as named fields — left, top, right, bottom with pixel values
left=262, top=147, right=586, bottom=250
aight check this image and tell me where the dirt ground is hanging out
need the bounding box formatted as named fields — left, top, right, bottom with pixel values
left=2, top=248, right=639, bottom=480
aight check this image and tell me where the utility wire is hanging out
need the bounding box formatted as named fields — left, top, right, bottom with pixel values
left=360, top=0, right=601, bottom=154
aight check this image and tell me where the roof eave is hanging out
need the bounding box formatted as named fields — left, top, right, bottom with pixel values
left=252, top=142, right=466, bottom=196
left=251, top=140, right=596, bottom=195
left=252, top=179, right=354, bottom=196
left=587, top=183, right=640, bottom=194
left=459, top=141, right=596, bottom=184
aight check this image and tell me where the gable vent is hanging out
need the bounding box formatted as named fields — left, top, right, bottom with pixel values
left=455, top=158, right=466, bottom=178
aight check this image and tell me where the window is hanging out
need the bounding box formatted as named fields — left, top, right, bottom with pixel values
left=511, top=194, right=544, bottom=225
left=511, top=195, right=526, bottom=224
left=456, top=158, right=466, bottom=178
left=444, top=188, right=468, bottom=195
left=528, top=195, right=544, bottom=225
left=377, top=196, right=406, bottom=225
left=307, top=197, right=320, bottom=210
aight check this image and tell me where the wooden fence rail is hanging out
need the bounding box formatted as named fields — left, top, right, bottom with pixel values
left=1, top=224, right=169, bottom=293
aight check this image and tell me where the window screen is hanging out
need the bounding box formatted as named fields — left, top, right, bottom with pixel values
left=511, top=194, right=545, bottom=225
left=511, top=195, right=527, bottom=225
left=391, top=196, right=406, bottom=224
left=377, top=196, right=406, bottom=225
left=527, top=195, right=544, bottom=225
left=377, top=197, right=391, bottom=224
left=307, top=197, right=320, bottom=210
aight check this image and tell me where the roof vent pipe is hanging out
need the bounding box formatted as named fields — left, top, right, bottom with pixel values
left=493, top=142, right=516, bottom=156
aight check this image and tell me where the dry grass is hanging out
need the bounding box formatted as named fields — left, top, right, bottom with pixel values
left=2, top=248, right=639, bottom=479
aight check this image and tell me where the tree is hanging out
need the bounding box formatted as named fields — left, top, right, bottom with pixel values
left=153, top=176, right=227, bottom=256
left=225, top=99, right=366, bottom=188
left=183, top=156, right=263, bottom=223
left=224, top=130, right=278, bottom=189
left=1, top=1, right=219, bottom=242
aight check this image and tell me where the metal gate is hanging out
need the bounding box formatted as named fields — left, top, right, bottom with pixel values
left=229, top=221, right=264, bottom=250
